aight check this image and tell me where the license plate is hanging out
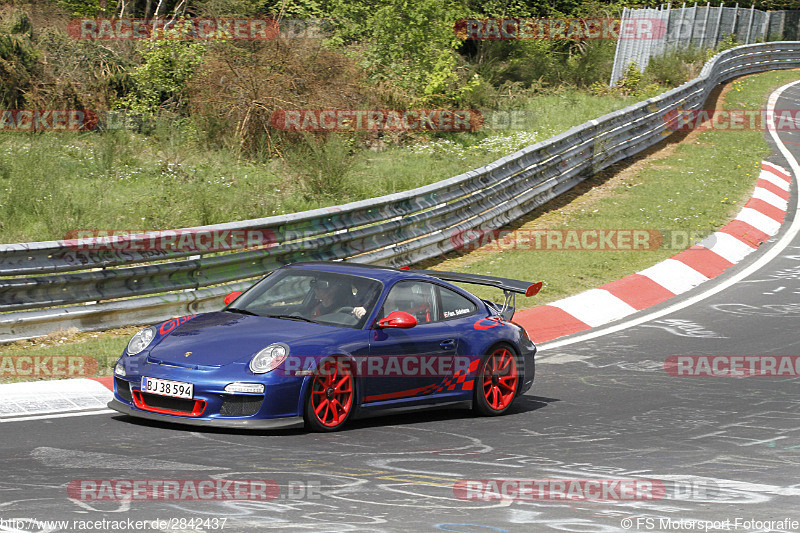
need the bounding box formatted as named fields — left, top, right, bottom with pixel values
left=141, top=377, right=193, bottom=399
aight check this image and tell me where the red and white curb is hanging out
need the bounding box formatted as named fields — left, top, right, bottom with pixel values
left=0, top=377, right=113, bottom=422
left=515, top=161, right=793, bottom=344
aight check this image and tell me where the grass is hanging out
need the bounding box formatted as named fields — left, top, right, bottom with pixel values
left=1, top=69, right=798, bottom=382
left=0, top=327, right=136, bottom=384
left=0, top=90, right=644, bottom=243
left=429, top=70, right=800, bottom=307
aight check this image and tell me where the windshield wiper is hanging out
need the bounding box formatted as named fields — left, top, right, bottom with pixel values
left=264, top=314, right=316, bottom=323
left=225, top=308, right=260, bottom=316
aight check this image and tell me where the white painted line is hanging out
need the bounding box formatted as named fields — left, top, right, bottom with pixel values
left=735, top=206, right=783, bottom=235
left=550, top=289, right=637, bottom=327
left=0, top=409, right=114, bottom=423
left=638, top=259, right=709, bottom=294
left=758, top=167, right=791, bottom=191
left=541, top=78, right=800, bottom=351
left=699, top=231, right=757, bottom=263
left=752, top=186, right=789, bottom=210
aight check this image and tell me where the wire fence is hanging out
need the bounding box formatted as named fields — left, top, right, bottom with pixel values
left=2, top=42, right=800, bottom=342
left=611, top=5, right=800, bottom=85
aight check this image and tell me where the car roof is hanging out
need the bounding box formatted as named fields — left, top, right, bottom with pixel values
left=282, top=261, right=455, bottom=287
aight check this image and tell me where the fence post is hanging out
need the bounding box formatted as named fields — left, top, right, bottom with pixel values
left=699, top=1, right=711, bottom=48
left=610, top=6, right=626, bottom=85
left=732, top=3, right=739, bottom=40
left=688, top=2, right=698, bottom=44
left=663, top=2, right=672, bottom=52
left=763, top=11, right=771, bottom=41
left=713, top=1, right=723, bottom=47
left=745, top=4, right=755, bottom=44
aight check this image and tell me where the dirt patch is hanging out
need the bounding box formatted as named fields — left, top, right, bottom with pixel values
left=1, top=325, right=141, bottom=352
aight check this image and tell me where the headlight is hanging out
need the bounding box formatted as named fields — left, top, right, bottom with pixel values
left=126, top=326, right=156, bottom=356
left=114, top=361, right=126, bottom=376
left=250, top=343, right=289, bottom=374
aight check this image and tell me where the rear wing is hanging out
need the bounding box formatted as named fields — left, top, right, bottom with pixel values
left=406, top=269, right=542, bottom=320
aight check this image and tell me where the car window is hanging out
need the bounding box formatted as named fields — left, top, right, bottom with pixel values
left=380, top=281, right=438, bottom=324
left=438, top=286, right=477, bottom=320
left=231, top=269, right=382, bottom=328
left=248, top=275, right=312, bottom=308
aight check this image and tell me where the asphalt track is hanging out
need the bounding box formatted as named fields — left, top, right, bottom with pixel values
left=1, top=81, right=799, bottom=533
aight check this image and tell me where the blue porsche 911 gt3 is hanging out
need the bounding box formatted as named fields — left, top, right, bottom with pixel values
left=109, top=262, right=541, bottom=431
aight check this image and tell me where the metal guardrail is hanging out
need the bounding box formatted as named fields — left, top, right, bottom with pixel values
left=2, top=42, right=800, bottom=342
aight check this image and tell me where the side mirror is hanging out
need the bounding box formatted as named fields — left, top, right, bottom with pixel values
left=224, top=291, right=243, bottom=306
left=377, top=311, right=417, bottom=329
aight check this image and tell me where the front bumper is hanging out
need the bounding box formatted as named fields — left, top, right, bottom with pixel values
left=108, top=399, right=304, bottom=430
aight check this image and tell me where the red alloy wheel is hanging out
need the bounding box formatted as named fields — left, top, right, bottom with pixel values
left=481, top=347, right=518, bottom=411
left=308, top=359, right=354, bottom=429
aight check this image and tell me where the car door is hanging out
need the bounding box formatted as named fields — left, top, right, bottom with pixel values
left=363, top=281, right=458, bottom=402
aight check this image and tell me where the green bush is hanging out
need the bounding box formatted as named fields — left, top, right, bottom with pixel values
left=0, top=12, right=40, bottom=108
left=114, top=38, right=206, bottom=115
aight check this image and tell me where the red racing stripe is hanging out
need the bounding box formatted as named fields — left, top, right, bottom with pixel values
left=515, top=305, right=591, bottom=343
left=762, top=162, right=792, bottom=182
left=600, top=274, right=675, bottom=310
left=756, top=178, right=790, bottom=200
left=718, top=219, right=770, bottom=248
left=671, top=246, right=734, bottom=278
left=743, top=198, right=786, bottom=223
left=91, top=376, right=114, bottom=390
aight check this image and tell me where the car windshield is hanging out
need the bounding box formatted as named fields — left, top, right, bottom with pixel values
left=226, top=268, right=383, bottom=329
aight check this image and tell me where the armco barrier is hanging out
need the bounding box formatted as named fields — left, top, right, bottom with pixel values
left=2, top=42, right=800, bottom=342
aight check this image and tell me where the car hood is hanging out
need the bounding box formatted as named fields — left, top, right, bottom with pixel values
left=148, top=311, right=338, bottom=367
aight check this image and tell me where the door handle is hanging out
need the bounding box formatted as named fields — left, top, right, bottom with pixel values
left=440, top=339, right=456, bottom=350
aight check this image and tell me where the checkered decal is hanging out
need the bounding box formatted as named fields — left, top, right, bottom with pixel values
left=433, top=359, right=481, bottom=393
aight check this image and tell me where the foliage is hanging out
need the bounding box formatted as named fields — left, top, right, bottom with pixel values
left=645, top=45, right=715, bottom=87
left=283, top=133, right=355, bottom=199
left=114, top=38, right=206, bottom=114
left=342, top=0, right=467, bottom=105
left=56, top=0, right=119, bottom=17
left=0, top=11, right=40, bottom=108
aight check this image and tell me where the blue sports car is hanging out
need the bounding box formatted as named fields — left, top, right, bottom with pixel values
left=109, top=262, right=541, bottom=431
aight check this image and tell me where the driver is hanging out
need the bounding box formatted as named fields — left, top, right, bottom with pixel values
left=310, top=279, right=366, bottom=319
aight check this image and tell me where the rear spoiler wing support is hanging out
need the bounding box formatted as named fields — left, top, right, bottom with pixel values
left=405, top=269, right=542, bottom=320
